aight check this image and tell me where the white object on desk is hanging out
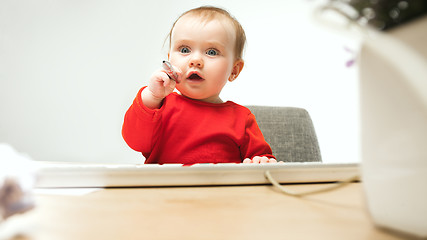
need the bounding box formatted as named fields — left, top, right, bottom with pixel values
left=360, top=16, right=427, bottom=238
left=0, top=143, right=36, bottom=221
left=35, top=162, right=359, bottom=188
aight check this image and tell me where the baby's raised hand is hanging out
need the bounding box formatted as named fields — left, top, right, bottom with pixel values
left=148, top=68, right=180, bottom=99
left=243, top=156, right=278, bottom=164
left=142, top=66, right=181, bottom=109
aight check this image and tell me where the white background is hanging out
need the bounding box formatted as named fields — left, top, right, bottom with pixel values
left=0, top=0, right=360, bottom=163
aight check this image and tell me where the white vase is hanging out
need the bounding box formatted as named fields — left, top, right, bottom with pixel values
left=359, top=15, right=427, bottom=238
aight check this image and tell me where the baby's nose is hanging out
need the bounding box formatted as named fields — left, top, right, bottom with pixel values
left=190, top=61, right=202, bottom=67
left=189, top=54, right=203, bottom=68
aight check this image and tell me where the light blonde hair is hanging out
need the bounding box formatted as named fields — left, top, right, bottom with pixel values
left=168, top=6, right=246, bottom=61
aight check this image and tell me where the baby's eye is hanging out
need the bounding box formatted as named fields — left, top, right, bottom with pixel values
left=206, top=49, right=218, bottom=56
left=180, top=47, right=190, bottom=54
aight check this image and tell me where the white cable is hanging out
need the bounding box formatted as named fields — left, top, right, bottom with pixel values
left=264, top=170, right=359, bottom=197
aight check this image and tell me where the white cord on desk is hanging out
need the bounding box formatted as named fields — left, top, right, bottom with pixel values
left=264, top=170, right=360, bottom=197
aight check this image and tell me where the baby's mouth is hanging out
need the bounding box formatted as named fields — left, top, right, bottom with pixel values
left=187, top=72, right=204, bottom=81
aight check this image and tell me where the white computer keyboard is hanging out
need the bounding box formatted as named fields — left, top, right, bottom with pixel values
left=35, top=161, right=360, bottom=188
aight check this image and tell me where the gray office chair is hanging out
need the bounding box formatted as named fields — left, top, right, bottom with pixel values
left=246, top=106, right=322, bottom=162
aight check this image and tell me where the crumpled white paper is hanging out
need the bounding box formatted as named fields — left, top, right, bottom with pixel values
left=0, top=143, right=37, bottom=221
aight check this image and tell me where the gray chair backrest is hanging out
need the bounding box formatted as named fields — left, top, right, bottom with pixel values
left=246, top=106, right=322, bottom=162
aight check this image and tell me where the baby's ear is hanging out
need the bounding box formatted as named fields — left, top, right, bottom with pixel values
left=229, top=59, right=244, bottom=82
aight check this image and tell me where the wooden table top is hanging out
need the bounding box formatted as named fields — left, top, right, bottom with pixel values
left=0, top=183, right=410, bottom=240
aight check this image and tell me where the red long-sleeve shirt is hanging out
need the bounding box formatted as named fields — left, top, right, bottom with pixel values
left=122, top=87, right=274, bottom=164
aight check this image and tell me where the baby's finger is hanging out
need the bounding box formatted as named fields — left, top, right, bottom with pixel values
left=252, top=157, right=261, bottom=164
left=162, top=73, right=172, bottom=87
left=152, top=69, right=170, bottom=84
left=243, top=158, right=252, bottom=164
left=268, top=158, right=277, bottom=163
left=166, top=79, right=176, bottom=92
left=260, top=156, right=269, bottom=163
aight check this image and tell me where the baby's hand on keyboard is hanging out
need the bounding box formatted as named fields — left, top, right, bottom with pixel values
left=243, top=156, right=277, bottom=164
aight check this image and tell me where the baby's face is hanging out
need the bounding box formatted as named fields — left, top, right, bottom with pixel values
left=169, top=15, right=238, bottom=103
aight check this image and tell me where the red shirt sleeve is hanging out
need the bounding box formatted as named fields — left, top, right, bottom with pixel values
left=121, top=87, right=163, bottom=157
left=241, top=113, right=275, bottom=160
